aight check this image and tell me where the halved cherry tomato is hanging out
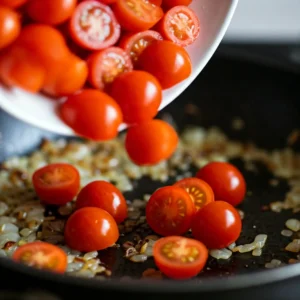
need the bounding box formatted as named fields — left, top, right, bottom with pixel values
left=110, top=70, right=162, bottom=124
left=137, top=40, right=192, bottom=89
left=125, top=119, right=178, bottom=165
left=0, top=0, right=28, bottom=8
left=76, top=180, right=128, bottom=224
left=60, top=89, right=123, bottom=141
left=32, top=163, right=80, bottom=205
left=113, top=0, right=164, bottom=32
left=64, top=207, right=119, bottom=252
left=146, top=186, right=195, bottom=236
left=150, top=0, right=162, bottom=6
left=43, top=54, right=88, bottom=97
left=87, top=47, right=133, bottom=91
left=191, top=201, right=242, bottom=249
left=0, top=6, right=21, bottom=50
left=174, top=177, right=214, bottom=212
left=162, top=0, right=192, bottom=9
left=69, top=1, right=121, bottom=50
left=196, top=162, right=246, bottom=207
left=153, top=236, right=208, bottom=279
left=12, top=241, right=67, bottom=273
left=27, top=0, right=77, bottom=25
left=157, top=5, right=200, bottom=46
left=118, top=30, right=163, bottom=64
left=0, top=45, right=45, bottom=93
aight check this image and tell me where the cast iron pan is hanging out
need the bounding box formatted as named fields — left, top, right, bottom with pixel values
left=0, top=52, right=299, bottom=300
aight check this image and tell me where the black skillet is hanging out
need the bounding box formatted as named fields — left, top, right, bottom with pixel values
left=0, top=48, right=299, bottom=300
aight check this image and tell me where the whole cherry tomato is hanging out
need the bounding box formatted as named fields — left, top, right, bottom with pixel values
left=146, top=186, right=195, bottom=236
left=191, top=201, right=242, bottom=249
left=162, top=0, right=192, bottom=9
left=174, top=177, right=214, bottom=212
left=153, top=236, right=208, bottom=279
left=110, top=70, right=162, bottom=124
left=0, top=6, right=21, bottom=50
left=0, top=0, right=28, bottom=8
left=12, top=241, right=67, bottom=273
left=60, top=89, right=123, bottom=141
left=196, top=162, right=246, bottom=207
left=125, top=119, right=178, bottom=165
left=32, top=163, right=80, bottom=205
left=76, top=180, right=128, bottom=224
left=137, top=40, right=192, bottom=89
left=64, top=207, right=119, bottom=252
left=27, top=0, right=77, bottom=25
left=113, top=0, right=163, bottom=32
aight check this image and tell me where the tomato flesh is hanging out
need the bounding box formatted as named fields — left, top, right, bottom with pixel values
left=32, top=163, right=80, bottom=206
left=191, top=201, right=242, bottom=249
left=70, top=1, right=121, bottom=50
left=146, top=186, right=195, bottom=236
left=87, top=46, right=133, bottom=90
left=12, top=241, right=67, bottom=273
left=174, top=177, right=214, bottom=211
left=153, top=236, right=208, bottom=279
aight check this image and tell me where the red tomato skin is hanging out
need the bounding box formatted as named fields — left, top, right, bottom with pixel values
left=125, top=119, right=178, bottom=165
left=0, top=0, right=28, bottom=8
left=32, top=163, right=80, bottom=206
left=196, top=162, right=246, bottom=207
left=153, top=236, right=208, bottom=279
left=137, top=40, right=192, bottom=89
left=27, top=0, right=77, bottom=25
left=191, top=201, right=242, bottom=249
left=109, top=70, right=162, bottom=124
left=98, top=0, right=116, bottom=4
left=76, top=180, right=128, bottom=223
left=60, top=89, right=123, bottom=141
left=162, top=0, right=192, bottom=9
left=0, top=6, right=21, bottom=50
left=150, top=0, right=162, bottom=5
left=64, top=207, right=119, bottom=252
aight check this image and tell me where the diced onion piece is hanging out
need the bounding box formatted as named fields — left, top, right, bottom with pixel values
left=285, top=219, right=300, bottom=232
left=285, top=239, right=300, bottom=253
left=209, top=248, right=232, bottom=260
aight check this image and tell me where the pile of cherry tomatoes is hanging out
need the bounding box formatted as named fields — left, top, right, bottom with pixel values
left=0, top=0, right=199, bottom=165
left=13, top=160, right=246, bottom=280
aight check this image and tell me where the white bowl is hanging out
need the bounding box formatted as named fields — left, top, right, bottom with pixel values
left=0, top=0, right=238, bottom=136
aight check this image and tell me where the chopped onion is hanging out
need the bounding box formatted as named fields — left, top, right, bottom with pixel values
left=129, top=254, right=147, bottom=263
left=210, top=248, right=232, bottom=260
left=285, top=239, right=300, bottom=253
left=285, top=219, right=300, bottom=232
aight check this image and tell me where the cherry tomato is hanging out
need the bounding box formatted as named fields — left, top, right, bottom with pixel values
left=153, top=236, right=208, bottom=279
left=60, top=89, right=123, bottom=141
left=138, top=40, right=192, bottom=89
left=12, top=241, right=67, bottom=273
left=113, top=0, right=164, bottom=32
left=118, top=30, right=163, bottom=64
left=174, top=177, right=214, bottom=212
left=150, top=0, right=162, bottom=5
left=157, top=5, right=200, bottom=46
left=110, top=70, right=162, bottom=124
left=87, top=47, right=133, bottom=91
left=162, top=0, right=192, bottom=9
left=0, top=6, right=21, bottom=50
left=64, top=207, right=119, bottom=252
left=0, top=45, right=45, bottom=93
left=125, top=119, right=178, bottom=165
left=98, top=0, right=116, bottom=4
left=69, top=1, right=121, bottom=50
left=191, top=201, right=242, bottom=249
left=146, top=186, right=195, bottom=236
left=32, top=163, right=80, bottom=206
left=76, top=180, right=128, bottom=223
left=27, top=0, right=77, bottom=25
left=196, top=162, right=246, bottom=207
left=43, top=54, right=88, bottom=97
left=0, top=0, right=28, bottom=8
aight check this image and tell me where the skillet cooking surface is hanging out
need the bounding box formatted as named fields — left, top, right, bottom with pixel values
left=0, top=55, right=299, bottom=298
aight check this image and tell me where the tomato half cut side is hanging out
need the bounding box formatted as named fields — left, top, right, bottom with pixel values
left=174, top=177, right=214, bottom=212
left=87, top=47, right=133, bottom=90
left=12, top=241, right=67, bottom=273
left=146, top=186, right=195, bottom=236
left=118, top=30, right=163, bottom=64
left=153, top=236, right=208, bottom=279
left=113, top=0, right=164, bottom=32
left=69, top=1, right=121, bottom=50
left=158, top=5, right=200, bottom=46
left=32, top=163, right=80, bottom=206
